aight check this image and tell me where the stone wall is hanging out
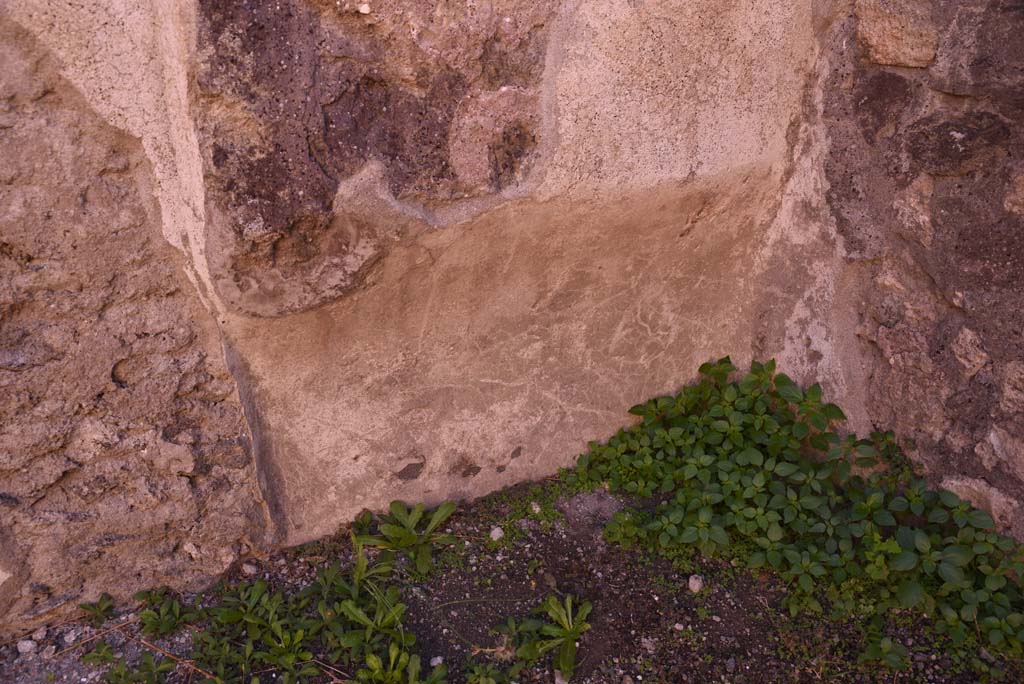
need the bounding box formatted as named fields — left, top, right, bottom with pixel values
left=0, top=0, right=1021, bottom=635
left=0, top=19, right=271, bottom=632
left=823, top=0, right=1024, bottom=528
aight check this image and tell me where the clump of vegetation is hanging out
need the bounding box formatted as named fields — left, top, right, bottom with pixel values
left=79, top=593, right=116, bottom=627
left=66, top=356, right=1024, bottom=681
left=522, top=595, right=592, bottom=680
left=358, top=501, right=458, bottom=576
left=136, top=588, right=200, bottom=638
left=104, top=653, right=174, bottom=684
left=189, top=529, right=451, bottom=684
left=571, top=357, right=1024, bottom=670
left=462, top=596, right=592, bottom=684
left=74, top=506, right=592, bottom=684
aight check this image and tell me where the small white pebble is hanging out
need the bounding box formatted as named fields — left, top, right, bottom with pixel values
left=688, top=574, right=704, bottom=593
left=16, top=639, right=36, bottom=655
left=489, top=526, right=505, bottom=541
left=430, top=656, right=444, bottom=667
left=357, top=2, right=370, bottom=13
left=31, top=627, right=47, bottom=641
left=241, top=562, right=259, bottom=576
left=530, top=502, right=542, bottom=514
left=673, top=623, right=685, bottom=631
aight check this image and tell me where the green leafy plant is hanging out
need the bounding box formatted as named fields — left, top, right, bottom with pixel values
left=463, top=661, right=507, bottom=684
left=512, top=596, right=592, bottom=680
left=136, top=588, right=200, bottom=637
left=356, top=642, right=446, bottom=684
left=360, top=501, right=458, bottom=575
left=104, top=653, right=175, bottom=684
left=80, top=592, right=116, bottom=626
left=573, top=357, right=1024, bottom=670
left=495, top=614, right=543, bottom=661
left=332, top=585, right=415, bottom=662
left=180, top=528, right=443, bottom=684
left=104, top=658, right=134, bottom=684
left=466, top=602, right=593, bottom=684
left=82, top=641, right=116, bottom=666
left=192, top=578, right=319, bottom=684
left=859, top=636, right=909, bottom=669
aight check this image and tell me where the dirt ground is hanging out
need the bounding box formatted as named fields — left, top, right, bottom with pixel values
left=1, top=479, right=1019, bottom=684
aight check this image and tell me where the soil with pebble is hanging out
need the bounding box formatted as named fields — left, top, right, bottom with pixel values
left=2, top=480, right=1019, bottom=683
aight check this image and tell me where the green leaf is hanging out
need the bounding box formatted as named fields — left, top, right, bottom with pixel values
left=743, top=448, right=764, bottom=467
left=939, top=490, right=961, bottom=508
left=708, top=526, right=730, bottom=546
left=516, top=641, right=540, bottom=662
left=822, top=403, right=846, bottom=421
left=888, top=497, right=909, bottom=512
left=985, top=574, right=1007, bottom=592
left=856, top=444, right=879, bottom=459
left=896, top=581, right=924, bottom=608
left=556, top=635, right=583, bottom=678
left=415, top=547, right=432, bottom=575
left=388, top=501, right=411, bottom=528
left=942, top=546, right=973, bottom=567
left=938, top=562, right=965, bottom=585
left=873, top=510, right=897, bottom=527
left=424, top=501, right=457, bottom=534
left=891, top=551, right=919, bottom=572
left=774, top=462, right=799, bottom=477
left=408, top=503, right=425, bottom=530
left=967, top=509, right=995, bottom=530
left=776, top=378, right=804, bottom=404
left=960, top=603, right=978, bottom=622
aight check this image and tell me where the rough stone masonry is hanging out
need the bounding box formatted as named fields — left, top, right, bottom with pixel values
left=0, top=0, right=1021, bottom=635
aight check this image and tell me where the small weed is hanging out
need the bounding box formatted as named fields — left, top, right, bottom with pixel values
left=359, top=501, right=458, bottom=576
left=82, top=641, right=116, bottom=666
left=859, top=636, right=909, bottom=670
left=135, top=588, right=200, bottom=638
left=356, top=642, right=446, bottom=683
left=104, top=653, right=174, bottom=684
left=463, top=660, right=507, bottom=684
left=516, top=595, right=592, bottom=680
left=102, top=524, right=457, bottom=684
left=80, top=593, right=116, bottom=627
left=473, top=596, right=593, bottom=683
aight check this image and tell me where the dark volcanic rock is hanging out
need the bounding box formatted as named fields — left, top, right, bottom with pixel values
left=195, top=0, right=553, bottom=316
left=825, top=0, right=1024, bottom=528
